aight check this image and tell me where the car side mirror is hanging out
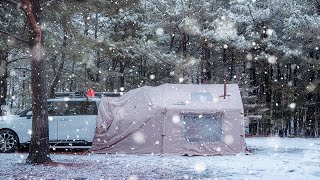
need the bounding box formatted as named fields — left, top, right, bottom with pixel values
left=26, top=111, right=32, bottom=119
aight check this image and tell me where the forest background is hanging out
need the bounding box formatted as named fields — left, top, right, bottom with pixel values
left=1, top=0, right=320, bottom=137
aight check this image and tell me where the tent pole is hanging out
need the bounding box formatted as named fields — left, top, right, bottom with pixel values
left=161, top=109, right=167, bottom=155
left=224, top=75, right=227, bottom=99
left=223, top=47, right=227, bottom=99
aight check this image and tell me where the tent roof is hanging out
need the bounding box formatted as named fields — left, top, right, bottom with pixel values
left=118, top=84, right=243, bottom=111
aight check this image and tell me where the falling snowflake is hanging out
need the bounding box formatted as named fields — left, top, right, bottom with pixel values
left=150, top=74, right=155, bottom=80
left=306, top=83, right=316, bottom=92
left=156, top=28, right=164, bottom=36
left=246, top=53, right=253, bottom=61
left=27, top=129, right=32, bottom=135
left=288, top=103, right=296, bottom=109
left=193, top=162, right=206, bottom=173
left=214, top=18, right=237, bottom=41
left=30, top=45, right=45, bottom=61
left=180, top=17, right=200, bottom=35
left=267, top=55, right=277, bottom=64
left=133, top=132, right=145, bottom=144
left=215, top=147, right=222, bottom=152
left=172, top=114, right=180, bottom=124
left=266, top=29, right=274, bottom=36
left=9, top=69, right=17, bottom=76
left=224, top=134, right=234, bottom=145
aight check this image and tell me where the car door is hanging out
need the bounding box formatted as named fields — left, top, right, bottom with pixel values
left=46, top=102, right=59, bottom=141
left=57, top=100, right=98, bottom=142
left=19, top=107, right=58, bottom=142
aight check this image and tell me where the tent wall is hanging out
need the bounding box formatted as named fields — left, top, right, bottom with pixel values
left=91, top=88, right=166, bottom=154
left=161, top=109, right=246, bottom=156
left=92, top=110, right=165, bottom=154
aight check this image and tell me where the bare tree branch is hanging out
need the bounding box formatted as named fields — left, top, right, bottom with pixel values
left=13, top=67, right=31, bottom=71
left=21, top=0, right=42, bottom=45
left=247, top=5, right=256, bottom=25
left=8, top=57, right=29, bottom=65
left=1, top=0, right=19, bottom=6
left=0, top=29, right=29, bottom=44
left=315, top=0, right=320, bottom=15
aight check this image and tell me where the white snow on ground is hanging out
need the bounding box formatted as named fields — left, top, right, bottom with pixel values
left=0, top=137, right=320, bottom=179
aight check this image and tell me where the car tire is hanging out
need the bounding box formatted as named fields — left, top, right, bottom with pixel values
left=0, top=129, right=19, bottom=153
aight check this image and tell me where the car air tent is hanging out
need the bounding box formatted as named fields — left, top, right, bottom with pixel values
left=91, top=84, right=246, bottom=155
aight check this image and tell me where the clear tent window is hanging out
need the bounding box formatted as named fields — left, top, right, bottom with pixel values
left=182, top=114, right=222, bottom=142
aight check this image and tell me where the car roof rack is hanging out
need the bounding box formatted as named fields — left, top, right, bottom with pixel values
left=54, top=91, right=123, bottom=98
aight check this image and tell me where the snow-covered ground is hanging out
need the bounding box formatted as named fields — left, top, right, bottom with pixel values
left=1, top=137, right=319, bottom=179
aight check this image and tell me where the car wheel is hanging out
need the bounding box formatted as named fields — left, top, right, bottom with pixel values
left=0, top=129, right=19, bottom=153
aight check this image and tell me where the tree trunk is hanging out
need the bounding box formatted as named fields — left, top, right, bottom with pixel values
left=294, top=113, right=298, bottom=136
left=200, top=42, right=211, bottom=84
left=316, top=1, right=320, bottom=15
left=119, top=60, right=125, bottom=89
left=106, top=58, right=117, bottom=91
left=170, top=34, right=175, bottom=50
left=0, top=50, right=8, bottom=115
left=181, top=33, right=188, bottom=58
left=69, top=58, right=76, bottom=92
left=22, top=0, right=51, bottom=164
left=94, top=12, right=101, bottom=83
left=230, top=48, right=235, bottom=81
left=49, top=28, right=67, bottom=98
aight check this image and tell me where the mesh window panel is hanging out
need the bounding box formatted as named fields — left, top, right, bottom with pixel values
left=182, top=114, right=222, bottom=142
left=191, top=93, right=213, bottom=103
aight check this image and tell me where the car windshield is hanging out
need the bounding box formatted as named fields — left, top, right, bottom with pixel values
left=18, top=109, right=31, bottom=117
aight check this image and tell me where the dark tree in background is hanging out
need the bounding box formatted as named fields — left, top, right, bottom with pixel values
left=21, top=0, right=51, bottom=164
left=0, top=50, right=8, bottom=115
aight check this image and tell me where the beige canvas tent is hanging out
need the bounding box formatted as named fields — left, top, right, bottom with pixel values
left=91, top=84, right=247, bottom=155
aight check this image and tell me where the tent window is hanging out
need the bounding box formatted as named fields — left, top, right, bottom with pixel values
left=182, top=114, right=222, bottom=142
left=191, top=93, right=213, bottom=103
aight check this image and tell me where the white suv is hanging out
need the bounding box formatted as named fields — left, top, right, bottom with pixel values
left=0, top=97, right=101, bottom=153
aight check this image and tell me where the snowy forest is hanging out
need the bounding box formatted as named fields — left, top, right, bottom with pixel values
left=1, top=0, right=320, bottom=137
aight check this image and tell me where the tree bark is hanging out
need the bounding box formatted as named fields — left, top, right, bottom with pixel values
left=230, top=48, right=235, bottom=81
left=69, top=58, right=76, bottom=92
left=22, top=0, right=51, bottom=164
left=181, top=33, right=188, bottom=58
left=0, top=50, right=8, bottom=115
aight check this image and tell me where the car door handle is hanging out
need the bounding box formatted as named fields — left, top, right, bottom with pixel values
left=59, top=119, right=70, bottom=121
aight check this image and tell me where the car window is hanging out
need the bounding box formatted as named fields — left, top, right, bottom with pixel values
left=48, top=101, right=98, bottom=116
left=48, top=101, right=65, bottom=116
left=18, top=109, right=32, bottom=117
